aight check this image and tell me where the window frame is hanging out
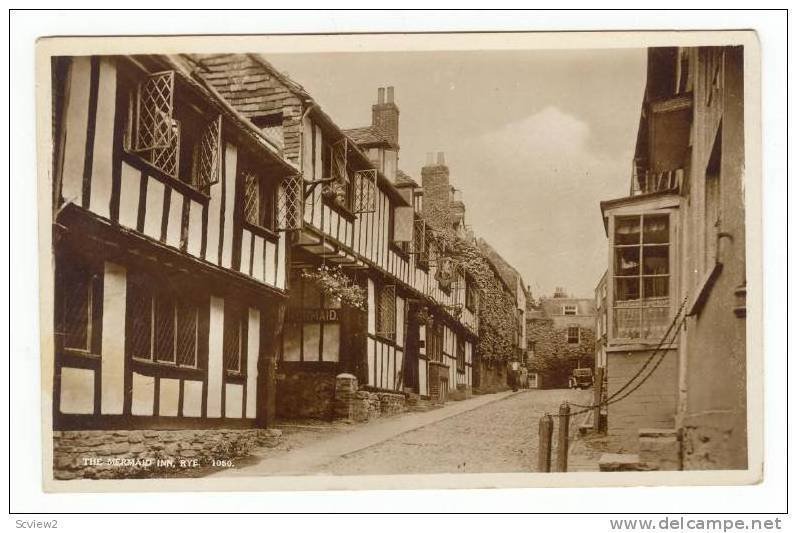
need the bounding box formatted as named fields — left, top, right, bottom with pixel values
left=120, top=66, right=221, bottom=198
left=563, top=304, right=578, bottom=316
left=126, top=277, right=201, bottom=369
left=610, top=212, right=673, bottom=343
left=55, top=259, right=103, bottom=358
left=375, top=281, right=397, bottom=342
left=567, top=326, right=580, bottom=345
left=239, top=151, right=278, bottom=235
left=223, top=303, right=247, bottom=376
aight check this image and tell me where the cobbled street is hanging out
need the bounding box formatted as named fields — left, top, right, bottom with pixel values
left=321, top=389, right=590, bottom=475
left=214, top=388, right=592, bottom=477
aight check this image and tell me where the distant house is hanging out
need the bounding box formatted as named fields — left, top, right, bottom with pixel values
left=525, top=290, right=597, bottom=388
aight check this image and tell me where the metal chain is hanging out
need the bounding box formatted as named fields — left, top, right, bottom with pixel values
left=547, top=297, right=689, bottom=418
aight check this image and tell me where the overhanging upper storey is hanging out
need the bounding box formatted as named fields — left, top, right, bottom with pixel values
left=630, top=47, right=695, bottom=197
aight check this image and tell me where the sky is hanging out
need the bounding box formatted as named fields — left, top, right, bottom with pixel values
left=267, top=48, right=647, bottom=299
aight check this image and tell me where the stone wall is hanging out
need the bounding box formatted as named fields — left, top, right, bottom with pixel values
left=276, top=365, right=337, bottom=420
left=681, top=411, right=744, bottom=470
left=474, top=359, right=508, bottom=394
left=52, top=428, right=282, bottom=480
left=334, top=374, right=406, bottom=422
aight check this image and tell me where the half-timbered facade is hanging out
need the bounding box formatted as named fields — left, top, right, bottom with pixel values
left=193, top=55, right=479, bottom=416
left=51, top=54, right=297, bottom=430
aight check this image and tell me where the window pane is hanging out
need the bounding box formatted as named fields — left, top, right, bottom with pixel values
left=643, top=276, right=670, bottom=298
left=643, top=245, right=669, bottom=275
left=243, top=170, right=259, bottom=226
left=223, top=307, right=241, bottom=372
left=642, top=306, right=670, bottom=340
left=63, top=270, right=91, bottom=350
left=154, top=295, right=175, bottom=363
left=176, top=301, right=197, bottom=367
left=614, top=247, right=640, bottom=276
left=613, top=307, right=641, bottom=339
left=615, top=277, right=640, bottom=302
left=615, top=216, right=641, bottom=245
left=643, top=214, right=669, bottom=243
left=128, top=285, right=152, bottom=360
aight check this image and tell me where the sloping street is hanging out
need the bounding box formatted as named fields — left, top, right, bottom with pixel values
left=211, top=388, right=590, bottom=477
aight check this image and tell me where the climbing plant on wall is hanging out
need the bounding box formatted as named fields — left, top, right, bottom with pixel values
left=425, top=226, right=519, bottom=362
left=301, top=265, right=367, bottom=311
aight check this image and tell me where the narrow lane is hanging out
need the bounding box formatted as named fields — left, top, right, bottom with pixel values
left=318, top=388, right=590, bottom=475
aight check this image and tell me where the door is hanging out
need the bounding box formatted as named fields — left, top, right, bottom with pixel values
left=403, top=311, right=420, bottom=393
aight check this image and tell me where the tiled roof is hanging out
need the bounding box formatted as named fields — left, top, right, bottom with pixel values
left=191, top=54, right=307, bottom=119
left=395, top=169, right=419, bottom=187
left=343, top=125, right=397, bottom=148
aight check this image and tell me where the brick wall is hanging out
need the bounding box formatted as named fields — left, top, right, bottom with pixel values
left=53, top=428, right=282, bottom=480
left=421, top=162, right=450, bottom=230
left=606, top=348, right=678, bottom=451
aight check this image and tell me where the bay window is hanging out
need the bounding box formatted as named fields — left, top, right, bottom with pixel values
left=612, top=213, right=671, bottom=341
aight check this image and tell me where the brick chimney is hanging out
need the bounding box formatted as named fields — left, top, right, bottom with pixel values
left=422, top=151, right=450, bottom=230
left=372, top=86, right=399, bottom=146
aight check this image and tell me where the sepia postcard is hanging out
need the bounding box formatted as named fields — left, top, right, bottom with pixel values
left=35, top=30, right=763, bottom=492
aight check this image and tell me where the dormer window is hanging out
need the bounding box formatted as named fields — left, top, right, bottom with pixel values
left=251, top=113, right=284, bottom=151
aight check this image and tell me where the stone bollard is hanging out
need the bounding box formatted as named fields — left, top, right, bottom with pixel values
left=334, top=373, right=358, bottom=421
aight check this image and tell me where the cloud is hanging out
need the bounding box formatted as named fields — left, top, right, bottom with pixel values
left=449, top=106, right=631, bottom=297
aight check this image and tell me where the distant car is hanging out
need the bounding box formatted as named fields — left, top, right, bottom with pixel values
left=568, top=368, right=594, bottom=389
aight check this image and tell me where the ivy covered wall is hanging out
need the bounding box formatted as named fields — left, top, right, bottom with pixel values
left=526, top=318, right=596, bottom=388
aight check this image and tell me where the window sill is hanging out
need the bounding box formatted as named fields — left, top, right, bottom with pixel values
left=243, top=221, right=279, bottom=243
left=121, top=151, right=211, bottom=204
left=390, top=242, right=410, bottom=261
left=225, top=370, right=246, bottom=384
left=605, top=342, right=678, bottom=353
left=322, top=198, right=357, bottom=223
left=131, top=358, right=204, bottom=378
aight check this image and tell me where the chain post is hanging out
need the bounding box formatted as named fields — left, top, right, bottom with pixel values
left=556, top=401, right=571, bottom=472
left=537, top=413, right=553, bottom=472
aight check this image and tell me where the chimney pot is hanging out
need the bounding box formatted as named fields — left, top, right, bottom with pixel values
left=377, top=87, right=385, bottom=104
left=387, top=86, right=395, bottom=103
left=426, top=152, right=434, bottom=165
left=437, top=152, right=446, bottom=165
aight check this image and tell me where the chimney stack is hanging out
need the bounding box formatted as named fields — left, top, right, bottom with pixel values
left=421, top=151, right=451, bottom=230
left=372, top=86, right=400, bottom=146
